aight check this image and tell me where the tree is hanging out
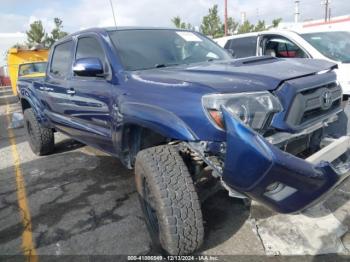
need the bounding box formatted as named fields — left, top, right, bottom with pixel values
left=46, top=18, right=68, bottom=47
left=237, top=20, right=254, bottom=34
left=200, top=5, right=222, bottom=38
left=171, top=16, right=194, bottom=30
left=186, top=23, right=194, bottom=31
left=271, top=18, right=282, bottom=28
left=11, top=43, right=27, bottom=49
left=172, top=16, right=185, bottom=29
left=221, top=17, right=239, bottom=35
left=253, top=20, right=266, bottom=32
left=26, top=20, right=47, bottom=47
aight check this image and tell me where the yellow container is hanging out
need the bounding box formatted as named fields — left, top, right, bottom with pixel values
left=7, top=48, right=49, bottom=95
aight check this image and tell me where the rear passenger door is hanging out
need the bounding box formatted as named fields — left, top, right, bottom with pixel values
left=224, top=36, right=258, bottom=58
left=67, top=35, right=115, bottom=153
left=43, top=40, right=74, bottom=128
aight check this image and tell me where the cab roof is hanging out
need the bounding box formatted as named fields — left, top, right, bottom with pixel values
left=56, top=26, right=192, bottom=45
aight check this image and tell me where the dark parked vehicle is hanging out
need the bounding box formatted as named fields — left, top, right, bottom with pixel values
left=18, top=27, right=350, bottom=255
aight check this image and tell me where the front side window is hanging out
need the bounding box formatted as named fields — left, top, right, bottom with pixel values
left=108, top=29, right=231, bottom=71
left=301, top=31, right=350, bottom=63
left=76, top=37, right=106, bottom=63
left=225, top=37, right=257, bottom=58
left=18, top=62, right=47, bottom=77
left=50, top=41, right=73, bottom=78
left=262, top=36, right=307, bottom=58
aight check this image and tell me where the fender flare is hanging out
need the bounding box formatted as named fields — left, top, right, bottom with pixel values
left=121, top=102, right=198, bottom=141
left=19, top=87, right=50, bottom=127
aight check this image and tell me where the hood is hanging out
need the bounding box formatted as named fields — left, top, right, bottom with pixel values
left=132, top=57, right=337, bottom=93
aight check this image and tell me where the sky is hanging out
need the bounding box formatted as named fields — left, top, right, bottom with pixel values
left=1, top=0, right=350, bottom=33
left=1, top=0, right=350, bottom=65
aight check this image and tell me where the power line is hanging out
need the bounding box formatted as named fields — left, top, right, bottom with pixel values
left=109, top=0, right=117, bottom=28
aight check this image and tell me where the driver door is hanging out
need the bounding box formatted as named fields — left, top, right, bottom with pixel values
left=66, top=35, right=115, bottom=153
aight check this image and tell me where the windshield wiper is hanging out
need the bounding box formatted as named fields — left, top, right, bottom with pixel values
left=154, top=63, right=180, bottom=68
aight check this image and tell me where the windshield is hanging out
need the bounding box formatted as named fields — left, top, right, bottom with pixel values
left=18, top=62, right=47, bottom=77
left=108, top=29, right=231, bottom=71
left=301, top=31, right=350, bottom=63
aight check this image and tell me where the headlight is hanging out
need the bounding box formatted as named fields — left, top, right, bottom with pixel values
left=202, top=91, right=282, bottom=131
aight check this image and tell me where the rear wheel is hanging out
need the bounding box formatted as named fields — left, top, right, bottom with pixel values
left=135, top=145, right=204, bottom=255
left=24, top=108, right=54, bottom=155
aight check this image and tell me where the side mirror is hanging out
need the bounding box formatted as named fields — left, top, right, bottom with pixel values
left=73, top=57, right=104, bottom=77
left=227, top=48, right=236, bottom=58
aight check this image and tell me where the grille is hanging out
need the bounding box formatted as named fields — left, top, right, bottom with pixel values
left=285, top=82, right=342, bottom=127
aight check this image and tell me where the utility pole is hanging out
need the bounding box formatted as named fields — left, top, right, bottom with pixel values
left=294, top=0, right=300, bottom=23
left=224, top=0, right=228, bottom=36
left=322, top=0, right=330, bottom=22
left=109, top=0, right=117, bottom=28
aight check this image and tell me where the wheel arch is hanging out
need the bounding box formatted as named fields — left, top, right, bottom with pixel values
left=119, top=123, right=170, bottom=168
left=20, top=96, right=51, bottom=128
left=118, top=102, right=199, bottom=168
left=121, top=102, right=198, bottom=141
left=20, top=97, right=32, bottom=112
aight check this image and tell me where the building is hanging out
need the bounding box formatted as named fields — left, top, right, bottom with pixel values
left=278, top=15, right=350, bottom=32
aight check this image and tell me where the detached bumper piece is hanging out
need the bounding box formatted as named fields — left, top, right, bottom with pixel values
left=222, top=108, right=350, bottom=214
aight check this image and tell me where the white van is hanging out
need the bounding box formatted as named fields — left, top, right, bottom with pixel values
left=215, top=30, right=350, bottom=96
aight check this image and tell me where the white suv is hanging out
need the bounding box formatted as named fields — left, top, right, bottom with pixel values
left=215, top=30, right=350, bottom=96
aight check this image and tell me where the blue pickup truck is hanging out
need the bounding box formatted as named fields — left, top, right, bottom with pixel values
left=18, top=27, right=350, bottom=255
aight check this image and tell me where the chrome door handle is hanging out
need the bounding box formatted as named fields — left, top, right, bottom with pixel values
left=66, top=89, right=76, bottom=95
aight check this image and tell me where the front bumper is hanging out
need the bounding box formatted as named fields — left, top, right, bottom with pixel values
left=222, top=108, right=350, bottom=213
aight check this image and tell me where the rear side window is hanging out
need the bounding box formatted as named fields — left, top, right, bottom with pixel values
left=50, top=41, right=73, bottom=78
left=225, top=37, right=257, bottom=58
left=262, top=36, right=308, bottom=58
left=76, top=37, right=106, bottom=63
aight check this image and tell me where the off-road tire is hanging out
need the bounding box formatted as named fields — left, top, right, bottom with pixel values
left=24, top=108, right=54, bottom=155
left=135, top=145, right=204, bottom=255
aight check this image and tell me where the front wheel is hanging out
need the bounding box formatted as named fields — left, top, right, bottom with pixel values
left=24, top=108, right=54, bottom=155
left=135, top=145, right=204, bottom=255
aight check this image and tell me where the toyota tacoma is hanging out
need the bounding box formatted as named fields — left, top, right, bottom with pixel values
left=18, top=27, right=350, bottom=255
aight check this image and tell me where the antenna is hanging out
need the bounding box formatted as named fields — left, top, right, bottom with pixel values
left=109, top=0, right=117, bottom=28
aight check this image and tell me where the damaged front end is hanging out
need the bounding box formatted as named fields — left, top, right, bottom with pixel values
left=222, top=107, right=350, bottom=213
left=194, top=73, right=350, bottom=214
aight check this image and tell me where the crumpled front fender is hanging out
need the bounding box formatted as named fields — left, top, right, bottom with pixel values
left=222, top=107, right=349, bottom=213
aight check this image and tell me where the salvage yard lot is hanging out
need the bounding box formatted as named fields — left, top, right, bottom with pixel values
left=1, top=85, right=350, bottom=259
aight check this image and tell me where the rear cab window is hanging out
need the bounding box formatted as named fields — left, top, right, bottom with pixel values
left=50, top=40, right=73, bottom=78
left=18, top=62, right=47, bottom=77
left=224, top=36, right=257, bottom=58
